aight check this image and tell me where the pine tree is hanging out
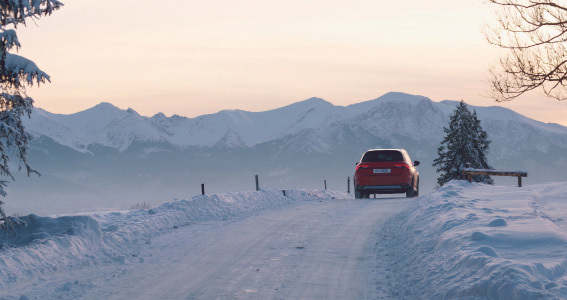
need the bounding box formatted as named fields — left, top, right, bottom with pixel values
left=0, top=1, right=63, bottom=230
left=433, top=101, right=493, bottom=187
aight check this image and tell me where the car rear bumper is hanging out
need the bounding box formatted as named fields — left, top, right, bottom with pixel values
left=356, top=184, right=411, bottom=194
left=354, top=173, right=412, bottom=187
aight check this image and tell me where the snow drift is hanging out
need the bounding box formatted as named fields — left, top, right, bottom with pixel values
left=0, top=189, right=350, bottom=286
left=379, top=181, right=567, bottom=299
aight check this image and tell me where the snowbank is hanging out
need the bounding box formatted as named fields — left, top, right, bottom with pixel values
left=379, top=181, right=567, bottom=299
left=0, top=188, right=350, bottom=286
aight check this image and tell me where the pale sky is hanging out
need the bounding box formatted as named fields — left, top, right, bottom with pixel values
left=15, top=0, right=567, bottom=125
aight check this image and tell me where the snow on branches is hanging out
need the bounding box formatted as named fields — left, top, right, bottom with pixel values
left=433, top=101, right=493, bottom=187
left=0, top=0, right=63, bottom=27
left=5, top=53, right=50, bottom=86
left=0, top=0, right=62, bottom=226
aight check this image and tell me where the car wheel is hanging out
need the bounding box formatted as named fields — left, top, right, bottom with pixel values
left=406, top=178, right=416, bottom=198
left=415, top=178, right=420, bottom=197
left=355, top=189, right=363, bottom=199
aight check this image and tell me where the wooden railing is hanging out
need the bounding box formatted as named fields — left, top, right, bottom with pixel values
left=462, top=168, right=528, bottom=187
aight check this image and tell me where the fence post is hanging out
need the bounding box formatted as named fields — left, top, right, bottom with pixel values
left=282, top=190, right=286, bottom=196
left=464, top=163, right=472, bottom=182
left=255, top=175, right=259, bottom=191
left=518, top=176, right=522, bottom=187
left=347, top=177, right=350, bottom=194
left=201, top=183, right=205, bottom=195
left=324, top=180, right=327, bottom=190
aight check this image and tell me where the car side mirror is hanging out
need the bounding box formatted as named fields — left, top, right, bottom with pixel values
left=356, top=162, right=359, bottom=166
left=414, top=161, right=420, bottom=166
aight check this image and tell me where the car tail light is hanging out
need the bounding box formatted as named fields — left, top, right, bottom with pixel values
left=356, top=164, right=370, bottom=171
left=394, top=164, right=410, bottom=170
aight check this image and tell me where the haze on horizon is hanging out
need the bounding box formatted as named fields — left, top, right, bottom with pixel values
left=15, top=0, right=567, bottom=126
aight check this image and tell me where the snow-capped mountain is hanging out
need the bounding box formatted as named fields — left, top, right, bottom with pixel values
left=27, top=102, right=167, bottom=152
left=26, top=92, right=567, bottom=155
left=27, top=96, right=360, bottom=152
left=9, top=92, right=567, bottom=215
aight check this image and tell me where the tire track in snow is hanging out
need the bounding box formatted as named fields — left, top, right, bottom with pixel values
left=84, top=197, right=409, bottom=299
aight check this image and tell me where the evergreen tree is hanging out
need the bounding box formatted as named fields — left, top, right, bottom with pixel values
left=433, top=101, right=493, bottom=187
left=0, top=1, right=62, bottom=230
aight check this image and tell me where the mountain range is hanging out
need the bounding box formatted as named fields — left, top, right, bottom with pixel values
left=4, top=92, right=567, bottom=215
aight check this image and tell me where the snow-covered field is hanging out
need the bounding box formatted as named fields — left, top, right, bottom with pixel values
left=0, top=182, right=566, bottom=299
left=379, top=181, right=567, bottom=299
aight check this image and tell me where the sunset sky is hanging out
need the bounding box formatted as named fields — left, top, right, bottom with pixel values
left=16, top=0, right=567, bottom=125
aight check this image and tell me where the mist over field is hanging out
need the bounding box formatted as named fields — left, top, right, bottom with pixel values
left=3, top=92, right=566, bottom=215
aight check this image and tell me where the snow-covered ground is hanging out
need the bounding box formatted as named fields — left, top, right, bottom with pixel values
left=0, top=182, right=566, bottom=299
left=378, top=181, right=567, bottom=299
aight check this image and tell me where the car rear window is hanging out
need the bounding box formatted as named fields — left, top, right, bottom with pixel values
left=361, top=150, right=404, bottom=162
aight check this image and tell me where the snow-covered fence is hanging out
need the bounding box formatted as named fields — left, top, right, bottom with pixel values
left=199, top=175, right=353, bottom=196
left=462, top=167, right=528, bottom=187
left=201, top=175, right=261, bottom=195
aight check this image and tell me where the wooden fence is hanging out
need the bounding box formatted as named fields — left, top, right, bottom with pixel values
left=462, top=168, right=528, bottom=187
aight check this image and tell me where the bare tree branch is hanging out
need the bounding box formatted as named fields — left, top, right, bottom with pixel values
left=485, top=0, right=567, bottom=101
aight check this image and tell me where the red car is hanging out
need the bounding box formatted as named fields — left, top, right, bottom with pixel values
left=354, top=149, right=420, bottom=199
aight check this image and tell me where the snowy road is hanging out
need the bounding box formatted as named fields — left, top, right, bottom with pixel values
left=57, top=197, right=408, bottom=299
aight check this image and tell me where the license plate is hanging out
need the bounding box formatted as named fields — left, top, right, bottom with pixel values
left=373, top=169, right=391, bottom=174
